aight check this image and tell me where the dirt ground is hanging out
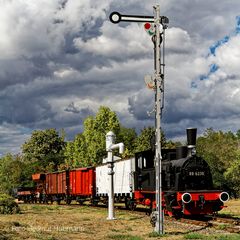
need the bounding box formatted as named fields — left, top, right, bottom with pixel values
left=0, top=201, right=239, bottom=240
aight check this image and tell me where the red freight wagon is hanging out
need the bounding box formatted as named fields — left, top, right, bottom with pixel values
left=45, top=171, right=69, bottom=204
left=45, top=171, right=67, bottom=195
left=46, top=172, right=58, bottom=195
left=69, top=167, right=96, bottom=204
left=57, top=171, right=67, bottom=194
left=17, top=187, right=36, bottom=203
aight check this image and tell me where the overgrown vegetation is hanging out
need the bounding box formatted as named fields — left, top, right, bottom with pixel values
left=197, top=128, right=240, bottom=197
left=0, top=193, right=20, bottom=214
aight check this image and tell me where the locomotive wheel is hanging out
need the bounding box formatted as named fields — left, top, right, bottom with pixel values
left=172, top=210, right=182, bottom=219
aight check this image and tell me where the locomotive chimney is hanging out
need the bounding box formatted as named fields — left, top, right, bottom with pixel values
left=186, top=128, right=197, bottom=156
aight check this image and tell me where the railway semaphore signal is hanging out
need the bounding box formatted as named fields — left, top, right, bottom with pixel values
left=109, top=5, right=169, bottom=235
left=109, top=12, right=155, bottom=24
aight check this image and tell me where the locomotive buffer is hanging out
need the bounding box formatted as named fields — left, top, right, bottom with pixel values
left=110, top=5, right=169, bottom=234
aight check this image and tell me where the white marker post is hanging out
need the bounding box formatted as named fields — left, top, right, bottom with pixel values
left=106, top=131, right=124, bottom=220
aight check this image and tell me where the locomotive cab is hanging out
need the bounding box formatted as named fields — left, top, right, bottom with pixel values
left=135, top=150, right=155, bottom=191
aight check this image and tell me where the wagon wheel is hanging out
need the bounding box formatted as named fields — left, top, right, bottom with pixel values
left=65, top=198, right=71, bottom=205
left=92, top=199, right=99, bottom=206
left=102, top=198, right=108, bottom=207
left=125, top=198, right=136, bottom=211
left=125, top=198, right=130, bottom=210
left=129, top=202, right=137, bottom=211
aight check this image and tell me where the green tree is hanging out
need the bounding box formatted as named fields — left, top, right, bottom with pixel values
left=83, top=106, right=120, bottom=166
left=134, top=127, right=172, bottom=153
left=134, top=127, right=155, bottom=152
left=64, top=106, right=121, bottom=167
left=224, top=154, right=240, bottom=197
left=118, top=126, right=137, bottom=158
left=0, top=154, right=24, bottom=194
left=22, top=128, right=65, bottom=171
left=64, top=133, right=88, bottom=168
left=197, top=128, right=238, bottom=191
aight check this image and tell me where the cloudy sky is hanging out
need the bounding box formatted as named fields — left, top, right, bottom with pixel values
left=1, top=0, right=240, bottom=155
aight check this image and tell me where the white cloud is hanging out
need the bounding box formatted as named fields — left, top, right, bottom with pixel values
left=1, top=0, right=240, bottom=154
left=214, top=35, right=240, bottom=74
left=74, top=21, right=152, bottom=59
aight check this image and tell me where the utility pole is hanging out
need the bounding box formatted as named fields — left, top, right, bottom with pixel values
left=109, top=6, right=168, bottom=234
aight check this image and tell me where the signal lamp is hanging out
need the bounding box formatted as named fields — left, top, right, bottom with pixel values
left=144, top=22, right=154, bottom=35
left=144, top=22, right=151, bottom=30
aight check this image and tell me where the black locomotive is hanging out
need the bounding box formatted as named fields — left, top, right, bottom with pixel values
left=133, top=128, right=229, bottom=216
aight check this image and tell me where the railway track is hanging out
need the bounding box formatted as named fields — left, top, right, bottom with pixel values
left=166, top=215, right=240, bottom=233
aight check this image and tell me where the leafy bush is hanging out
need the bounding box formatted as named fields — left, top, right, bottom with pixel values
left=0, top=193, right=20, bottom=214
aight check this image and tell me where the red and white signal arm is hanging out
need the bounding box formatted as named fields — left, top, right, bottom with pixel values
left=144, top=22, right=155, bottom=36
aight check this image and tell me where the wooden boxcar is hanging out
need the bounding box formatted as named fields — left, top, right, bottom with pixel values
left=45, top=171, right=68, bottom=204
left=69, top=167, right=96, bottom=204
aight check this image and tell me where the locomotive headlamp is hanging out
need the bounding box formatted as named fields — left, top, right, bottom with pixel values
left=181, top=192, right=192, bottom=204
left=219, top=192, right=230, bottom=202
left=191, top=148, right=196, bottom=156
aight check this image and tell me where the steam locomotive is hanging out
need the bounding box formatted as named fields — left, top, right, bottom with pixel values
left=17, top=128, right=229, bottom=217
left=134, top=128, right=229, bottom=217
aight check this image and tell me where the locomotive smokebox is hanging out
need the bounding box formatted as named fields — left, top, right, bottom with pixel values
left=186, top=128, right=197, bottom=156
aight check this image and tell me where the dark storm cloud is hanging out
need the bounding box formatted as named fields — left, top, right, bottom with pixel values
left=1, top=0, right=240, bottom=155
left=163, top=0, right=240, bottom=41
left=0, top=93, right=56, bottom=125
left=128, top=88, right=154, bottom=121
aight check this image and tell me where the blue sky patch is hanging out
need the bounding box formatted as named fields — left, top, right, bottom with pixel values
left=209, top=63, right=219, bottom=73
left=209, top=35, right=229, bottom=56
left=235, top=16, right=240, bottom=34
left=197, top=15, right=240, bottom=86
left=209, top=16, right=240, bottom=56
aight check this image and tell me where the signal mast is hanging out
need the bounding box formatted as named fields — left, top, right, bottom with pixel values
left=109, top=5, right=169, bottom=234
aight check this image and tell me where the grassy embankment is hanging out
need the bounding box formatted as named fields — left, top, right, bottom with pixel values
left=0, top=200, right=239, bottom=240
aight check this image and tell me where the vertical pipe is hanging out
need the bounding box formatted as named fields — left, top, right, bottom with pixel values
left=107, top=151, right=115, bottom=220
